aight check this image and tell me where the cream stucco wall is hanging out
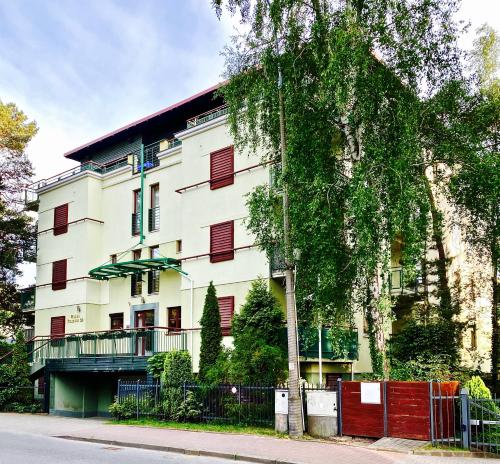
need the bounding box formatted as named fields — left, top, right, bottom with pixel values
left=34, top=114, right=375, bottom=377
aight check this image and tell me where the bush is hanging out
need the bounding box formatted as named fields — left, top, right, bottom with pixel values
left=175, top=390, right=203, bottom=422
left=147, top=352, right=167, bottom=379
left=389, top=354, right=470, bottom=382
left=162, top=350, right=193, bottom=386
left=109, top=395, right=137, bottom=420
left=389, top=319, right=460, bottom=367
left=465, top=376, right=492, bottom=399
left=230, top=280, right=287, bottom=385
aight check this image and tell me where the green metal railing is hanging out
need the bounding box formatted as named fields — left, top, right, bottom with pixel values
left=28, top=328, right=188, bottom=365
left=297, top=327, right=358, bottom=361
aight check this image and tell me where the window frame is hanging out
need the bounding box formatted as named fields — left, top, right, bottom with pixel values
left=148, top=246, right=160, bottom=294
left=110, top=313, right=124, bottom=330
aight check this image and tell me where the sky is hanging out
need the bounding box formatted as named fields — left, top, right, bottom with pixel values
left=1, top=0, right=498, bottom=286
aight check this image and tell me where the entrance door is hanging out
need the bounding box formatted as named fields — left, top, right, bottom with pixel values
left=135, top=310, right=154, bottom=356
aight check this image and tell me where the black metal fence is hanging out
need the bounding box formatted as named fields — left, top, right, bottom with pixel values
left=431, top=387, right=500, bottom=454
left=116, top=380, right=275, bottom=426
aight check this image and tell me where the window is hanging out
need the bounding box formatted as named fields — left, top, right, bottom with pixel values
left=148, top=246, right=160, bottom=294
left=132, top=189, right=141, bottom=235
left=218, top=296, right=234, bottom=336
left=131, top=249, right=142, bottom=296
left=50, top=316, right=65, bottom=339
left=37, top=376, right=45, bottom=395
left=110, top=254, right=117, bottom=264
left=149, top=184, right=160, bottom=232
left=168, top=307, right=181, bottom=332
left=210, top=221, right=234, bottom=263
left=53, top=203, right=68, bottom=235
left=210, top=146, right=234, bottom=190
left=110, top=313, right=124, bottom=330
left=176, top=240, right=182, bottom=253
left=52, top=259, right=67, bottom=291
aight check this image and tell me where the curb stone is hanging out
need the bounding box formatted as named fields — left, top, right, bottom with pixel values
left=413, top=450, right=500, bottom=459
left=56, top=436, right=296, bottom=464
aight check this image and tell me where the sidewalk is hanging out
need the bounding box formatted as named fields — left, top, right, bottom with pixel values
left=0, top=413, right=498, bottom=464
left=58, top=423, right=400, bottom=464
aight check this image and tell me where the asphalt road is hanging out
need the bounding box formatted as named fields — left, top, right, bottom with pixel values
left=0, top=430, right=230, bottom=464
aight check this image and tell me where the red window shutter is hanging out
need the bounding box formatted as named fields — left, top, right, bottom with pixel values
left=218, top=296, right=234, bottom=336
left=210, top=146, right=234, bottom=190
left=53, top=204, right=69, bottom=235
left=50, top=316, right=65, bottom=339
left=210, top=221, right=234, bottom=263
left=52, top=259, right=67, bottom=291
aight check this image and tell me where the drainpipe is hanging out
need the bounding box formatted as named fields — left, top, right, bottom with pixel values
left=139, top=144, right=145, bottom=244
left=180, top=272, right=195, bottom=355
left=318, top=325, right=323, bottom=386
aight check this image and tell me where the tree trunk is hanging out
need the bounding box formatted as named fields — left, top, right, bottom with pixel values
left=277, top=71, right=303, bottom=438
left=424, top=176, right=454, bottom=318
left=491, top=242, right=499, bottom=393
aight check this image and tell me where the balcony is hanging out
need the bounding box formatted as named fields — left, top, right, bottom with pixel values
left=148, top=206, right=160, bottom=232
left=270, top=246, right=286, bottom=276
left=132, top=142, right=160, bottom=174
left=19, top=286, right=35, bottom=312
left=390, top=266, right=423, bottom=296
left=28, top=328, right=188, bottom=365
left=186, top=105, right=229, bottom=128
left=298, top=327, right=358, bottom=361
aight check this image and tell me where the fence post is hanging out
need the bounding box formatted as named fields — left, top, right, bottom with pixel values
left=117, top=379, right=121, bottom=403
left=337, top=378, right=343, bottom=436
left=136, top=379, right=140, bottom=420
left=238, top=384, right=242, bottom=424
left=383, top=381, right=388, bottom=437
left=429, top=381, right=434, bottom=444
left=460, top=387, right=470, bottom=450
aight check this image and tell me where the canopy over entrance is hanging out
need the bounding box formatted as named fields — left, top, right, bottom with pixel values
left=88, top=257, right=182, bottom=280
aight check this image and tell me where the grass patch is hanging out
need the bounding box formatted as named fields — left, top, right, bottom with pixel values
left=422, top=443, right=467, bottom=452
left=108, top=418, right=284, bottom=437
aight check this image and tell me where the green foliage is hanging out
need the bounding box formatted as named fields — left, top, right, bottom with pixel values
left=204, top=348, right=232, bottom=385
left=465, top=376, right=493, bottom=400
left=199, top=282, right=222, bottom=380
left=0, top=100, right=38, bottom=285
left=0, top=330, right=33, bottom=410
left=212, top=0, right=471, bottom=377
left=229, top=280, right=286, bottom=385
left=389, top=354, right=469, bottom=382
left=147, top=352, right=168, bottom=379
left=161, top=350, right=193, bottom=386
left=109, top=395, right=137, bottom=420
left=389, top=319, right=460, bottom=367
left=174, top=390, right=203, bottom=422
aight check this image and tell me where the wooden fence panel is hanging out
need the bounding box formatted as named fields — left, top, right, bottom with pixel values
left=341, top=381, right=385, bottom=438
left=340, top=381, right=459, bottom=440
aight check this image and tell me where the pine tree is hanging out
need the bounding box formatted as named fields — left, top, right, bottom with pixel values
left=231, top=280, right=286, bottom=385
left=198, top=282, right=222, bottom=380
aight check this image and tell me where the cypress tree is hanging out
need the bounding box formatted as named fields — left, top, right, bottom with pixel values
left=199, top=282, right=222, bottom=380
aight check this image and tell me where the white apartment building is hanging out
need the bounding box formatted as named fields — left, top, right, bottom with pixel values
left=30, top=84, right=369, bottom=417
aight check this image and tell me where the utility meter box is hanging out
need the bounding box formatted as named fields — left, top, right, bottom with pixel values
left=306, top=390, right=338, bottom=437
left=275, top=389, right=288, bottom=433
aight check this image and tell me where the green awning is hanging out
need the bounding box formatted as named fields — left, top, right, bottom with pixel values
left=89, top=257, right=182, bottom=280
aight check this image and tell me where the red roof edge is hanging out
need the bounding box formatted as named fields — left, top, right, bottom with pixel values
left=64, top=81, right=225, bottom=159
